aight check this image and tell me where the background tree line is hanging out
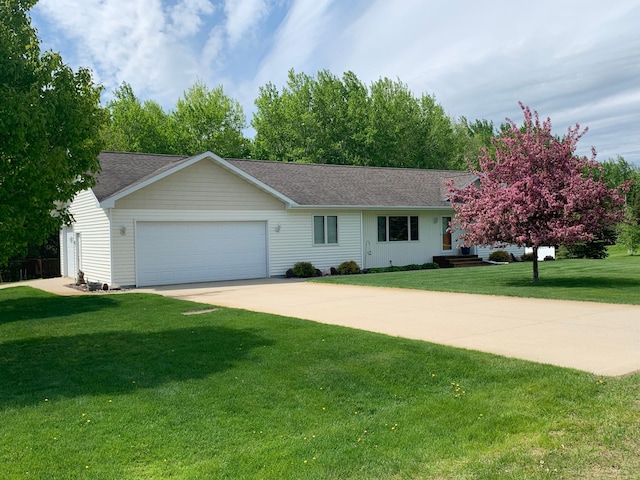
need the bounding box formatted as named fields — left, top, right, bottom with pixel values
left=102, top=69, right=495, bottom=170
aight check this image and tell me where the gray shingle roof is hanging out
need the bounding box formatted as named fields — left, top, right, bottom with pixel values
left=226, top=159, right=473, bottom=207
left=93, top=151, right=474, bottom=208
left=93, top=151, right=190, bottom=202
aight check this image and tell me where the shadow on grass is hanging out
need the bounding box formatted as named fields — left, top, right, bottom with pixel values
left=0, top=326, right=272, bottom=408
left=504, top=276, right=640, bottom=289
left=0, top=295, right=117, bottom=324
left=0, top=287, right=119, bottom=324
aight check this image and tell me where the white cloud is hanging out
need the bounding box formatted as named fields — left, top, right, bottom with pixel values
left=34, top=0, right=211, bottom=106
left=202, top=26, right=225, bottom=68
left=224, top=0, right=269, bottom=47
left=167, top=0, right=216, bottom=37
left=253, top=0, right=337, bottom=87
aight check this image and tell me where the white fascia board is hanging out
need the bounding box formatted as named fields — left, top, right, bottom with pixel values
left=99, top=151, right=297, bottom=208
left=212, top=155, right=299, bottom=207
left=288, top=205, right=453, bottom=211
left=99, top=152, right=212, bottom=208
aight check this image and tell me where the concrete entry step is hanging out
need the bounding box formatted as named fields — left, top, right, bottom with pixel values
left=433, top=255, right=491, bottom=268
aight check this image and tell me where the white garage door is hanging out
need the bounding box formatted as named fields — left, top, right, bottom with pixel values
left=136, top=221, right=267, bottom=286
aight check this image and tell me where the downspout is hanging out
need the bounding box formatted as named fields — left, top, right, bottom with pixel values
left=107, top=207, right=114, bottom=286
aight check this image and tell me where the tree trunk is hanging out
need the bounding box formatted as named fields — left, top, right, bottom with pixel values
left=532, top=246, right=539, bottom=283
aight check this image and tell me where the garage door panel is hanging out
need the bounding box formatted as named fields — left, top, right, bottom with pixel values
left=136, top=221, right=267, bottom=286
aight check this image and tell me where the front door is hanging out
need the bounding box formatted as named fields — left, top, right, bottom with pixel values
left=441, top=216, right=453, bottom=252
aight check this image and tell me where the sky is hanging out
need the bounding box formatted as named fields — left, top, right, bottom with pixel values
left=31, top=0, right=640, bottom=164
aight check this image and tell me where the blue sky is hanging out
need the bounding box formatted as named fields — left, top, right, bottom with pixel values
left=31, top=0, right=640, bottom=164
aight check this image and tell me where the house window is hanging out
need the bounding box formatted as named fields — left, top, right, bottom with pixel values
left=377, top=216, right=419, bottom=242
left=314, top=215, right=338, bottom=244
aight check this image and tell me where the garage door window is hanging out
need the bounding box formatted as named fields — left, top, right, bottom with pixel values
left=314, top=215, right=338, bottom=244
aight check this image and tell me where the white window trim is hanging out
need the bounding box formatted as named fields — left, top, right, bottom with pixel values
left=313, top=215, right=338, bottom=245
left=377, top=215, right=420, bottom=242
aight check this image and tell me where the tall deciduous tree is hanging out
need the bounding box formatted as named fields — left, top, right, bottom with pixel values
left=0, top=0, right=105, bottom=266
left=447, top=103, right=628, bottom=282
left=102, top=81, right=251, bottom=158
left=601, top=156, right=640, bottom=254
left=103, top=82, right=176, bottom=154
left=252, top=69, right=475, bottom=169
left=173, top=80, right=250, bottom=158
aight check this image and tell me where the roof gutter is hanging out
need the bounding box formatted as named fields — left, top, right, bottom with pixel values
left=286, top=205, right=454, bottom=211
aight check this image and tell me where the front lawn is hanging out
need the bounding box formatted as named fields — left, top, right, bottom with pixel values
left=1, top=287, right=638, bottom=479
left=316, top=246, right=640, bottom=304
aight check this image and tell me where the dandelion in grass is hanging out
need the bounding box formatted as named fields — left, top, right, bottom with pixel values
left=451, top=382, right=466, bottom=398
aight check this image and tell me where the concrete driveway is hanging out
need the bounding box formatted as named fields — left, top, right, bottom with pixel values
left=137, top=278, right=640, bottom=377
left=5, top=277, right=640, bottom=376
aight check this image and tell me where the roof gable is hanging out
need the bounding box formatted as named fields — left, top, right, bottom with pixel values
left=93, top=151, right=475, bottom=209
left=93, top=151, right=191, bottom=202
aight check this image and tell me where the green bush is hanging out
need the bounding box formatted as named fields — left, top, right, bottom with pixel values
left=488, top=250, right=511, bottom=262
left=405, top=264, right=423, bottom=270
left=421, top=262, right=439, bottom=270
left=337, top=260, right=361, bottom=275
left=364, top=263, right=439, bottom=274
left=520, top=253, right=535, bottom=262
left=292, top=262, right=317, bottom=278
left=566, top=241, right=610, bottom=259
left=556, top=241, right=611, bottom=260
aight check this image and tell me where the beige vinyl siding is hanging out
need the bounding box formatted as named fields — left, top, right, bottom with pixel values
left=66, top=189, right=112, bottom=284
left=110, top=209, right=279, bottom=286
left=363, top=211, right=455, bottom=268
left=114, top=159, right=285, bottom=211
left=111, top=209, right=363, bottom=285
left=269, top=210, right=363, bottom=274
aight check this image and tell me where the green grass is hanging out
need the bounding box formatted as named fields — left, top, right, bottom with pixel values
left=1, top=287, right=639, bottom=479
left=316, top=245, right=640, bottom=304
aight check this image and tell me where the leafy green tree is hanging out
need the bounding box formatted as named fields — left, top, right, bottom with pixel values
left=252, top=71, right=318, bottom=163
left=173, top=80, right=251, bottom=158
left=103, top=81, right=251, bottom=157
left=252, top=82, right=290, bottom=161
left=456, top=117, right=497, bottom=169
left=601, top=156, right=640, bottom=215
left=252, top=69, right=473, bottom=169
left=0, top=0, right=105, bottom=266
left=103, top=82, right=176, bottom=154
left=312, top=70, right=370, bottom=165
left=366, top=77, right=422, bottom=168
left=617, top=209, right=640, bottom=255
left=253, top=70, right=373, bottom=165
left=417, top=93, right=463, bottom=169
left=601, top=156, right=640, bottom=254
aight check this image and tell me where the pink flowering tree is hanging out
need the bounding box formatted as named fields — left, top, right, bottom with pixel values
left=447, top=103, right=628, bottom=282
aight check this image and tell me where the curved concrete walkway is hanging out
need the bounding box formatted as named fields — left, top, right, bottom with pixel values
left=4, top=277, right=640, bottom=376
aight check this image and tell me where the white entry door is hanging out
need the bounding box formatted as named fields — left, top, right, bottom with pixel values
left=136, top=221, right=268, bottom=286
